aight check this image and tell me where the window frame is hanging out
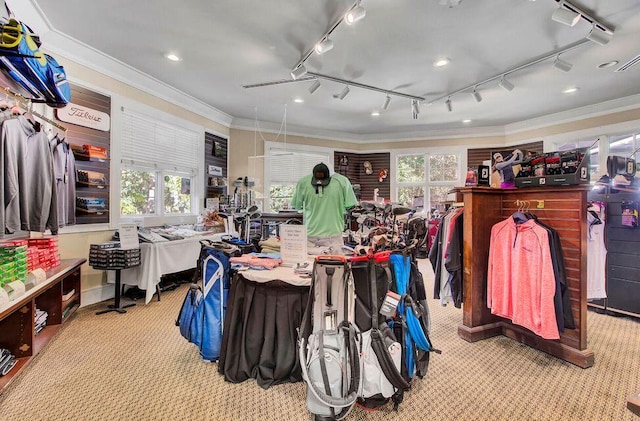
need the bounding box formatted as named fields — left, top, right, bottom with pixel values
left=393, top=148, right=464, bottom=210
left=113, top=97, right=205, bottom=227
left=262, top=141, right=333, bottom=213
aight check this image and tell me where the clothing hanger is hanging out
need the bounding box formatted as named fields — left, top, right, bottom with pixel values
left=512, top=200, right=530, bottom=224
left=0, top=94, right=9, bottom=110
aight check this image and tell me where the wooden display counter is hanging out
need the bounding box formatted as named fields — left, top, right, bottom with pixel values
left=0, top=258, right=86, bottom=392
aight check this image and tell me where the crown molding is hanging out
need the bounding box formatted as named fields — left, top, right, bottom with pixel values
left=231, top=117, right=507, bottom=144
left=503, top=93, right=640, bottom=135
left=13, top=0, right=232, bottom=127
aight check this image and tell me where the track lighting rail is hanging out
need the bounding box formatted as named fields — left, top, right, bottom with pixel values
left=554, top=0, right=614, bottom=34
left=427, top=38, right=590, bottom=105
left=291, top=1, right=362, bottom=72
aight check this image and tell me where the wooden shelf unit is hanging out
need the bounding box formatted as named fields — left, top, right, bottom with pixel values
left=0, top=258, right=86, bottom=392
left=456, top=186, right=594, bottom=368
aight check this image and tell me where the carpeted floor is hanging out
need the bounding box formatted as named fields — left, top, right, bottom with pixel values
left=1, top=261, right=639, bottom=421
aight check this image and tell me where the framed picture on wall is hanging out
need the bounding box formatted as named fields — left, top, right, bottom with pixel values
left=213, top=141, right=225, bottom=158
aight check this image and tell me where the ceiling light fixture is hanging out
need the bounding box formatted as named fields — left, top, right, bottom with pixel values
left=598, top=60, right=619, bottom=69
left=315, top=38, right=334, bottom=55
left=551, top=2, right=581, bottom=27
left=166, top=53, right=181, bottom=62
left=293, top=98, right=304, bottom=103
left=498, top=76, right=515, bottom=92
left=433, top=58, right=450, bottom=68
left=445, top=97, right=452, bottom=112
left=291, top=65, right=307, bottom=80
left=371, top=111, right=380, bottom=117
left=472, top=87, right=482, bottom=103
left=308, top=80, right=321, bottom=94
left=345, top=3, right=366, bottom=25
left=411, top=99, right=420, bottom=118
left=553, top=55, right=573, bottom=72
left=586, top=24, right=613, bottom=45
left=462, top=119, right=472, bottom=124
left=382, top=95, right=391, bottom=111
left=550, top=1, right=615, bottom=43
left=334, top=85, right=350, bottom=100
left=562, top=87, right=579, bottom=94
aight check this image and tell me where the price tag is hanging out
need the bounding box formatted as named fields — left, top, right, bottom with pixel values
left=379, top=291, right=401, bottom=318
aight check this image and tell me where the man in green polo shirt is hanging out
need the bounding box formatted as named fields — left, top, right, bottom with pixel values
left=291, top=162, right=357, bottom=255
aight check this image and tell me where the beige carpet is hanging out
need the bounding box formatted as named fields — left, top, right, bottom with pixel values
left=1, top=261, right=639, bottom=421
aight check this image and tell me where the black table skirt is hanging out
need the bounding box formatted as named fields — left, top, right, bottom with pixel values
left=218, top=273, right=309, bottom=389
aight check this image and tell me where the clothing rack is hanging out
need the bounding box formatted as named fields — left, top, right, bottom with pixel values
left=456, top=185, right=594, bottom=368
left=0, top=86, right=68, bottom=133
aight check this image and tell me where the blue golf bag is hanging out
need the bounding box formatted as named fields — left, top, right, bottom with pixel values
left=0, top=17, right=71, bottom=107
left=176, top=246, right=232, bottom=361
left=389, top=252, right=440, bottom=381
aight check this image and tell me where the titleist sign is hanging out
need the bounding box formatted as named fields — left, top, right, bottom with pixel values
left=56, top=103, right=111, bottom=132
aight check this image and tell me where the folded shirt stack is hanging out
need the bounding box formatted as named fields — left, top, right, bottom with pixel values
left=35, top=308, right=48, bottom=335
left=230, top=253, right=282, bottom=271
left=0, top=348, right=17, bottom=377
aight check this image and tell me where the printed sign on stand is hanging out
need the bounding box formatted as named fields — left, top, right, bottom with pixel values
left=280, top=225, right=308, bottom=266
left=118, top=224, right=140, bottom=250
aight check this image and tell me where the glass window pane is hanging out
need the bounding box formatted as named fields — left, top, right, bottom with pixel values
left=444, top=154, right=459, bottom=181
left=397, top=186, right=424, bottom=207
left=269, top=184, right=296, bottom=212
left=428, top=186, right=453, bottom=211
left=163, top=174, right=192, bottom=214
left=430, top=154, right=458, bottom=182
left=429, top=155, right=444, bottom=182
left=121, top=169, right=156, bottom=215
left=397, top=155, right=425, bottom=183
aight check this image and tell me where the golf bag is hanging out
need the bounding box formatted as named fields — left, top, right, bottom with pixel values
left=351, top=251, right=410, bottom=410
left=298, top=256, right=361, bottom=421
left=176, top=245, right=234, bottom=361
left=0, top=17, right=71, bottom=107
left=389, top=252, right=439, bottom=381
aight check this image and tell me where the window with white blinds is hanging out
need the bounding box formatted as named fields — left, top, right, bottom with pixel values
left=269, top=149, right=330, bottom=183
left=121, top=110, right=199, bottom=174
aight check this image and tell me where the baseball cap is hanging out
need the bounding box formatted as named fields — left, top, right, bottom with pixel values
left=311, top=163, right=331, bottom=187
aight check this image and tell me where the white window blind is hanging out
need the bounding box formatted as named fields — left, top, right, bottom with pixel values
left=121, top=110, right=199, bottom=173
left=269, top=149, right=330, bottom=183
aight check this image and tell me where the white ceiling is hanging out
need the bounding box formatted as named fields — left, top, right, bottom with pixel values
left=27, top=0, right=640, bottom=138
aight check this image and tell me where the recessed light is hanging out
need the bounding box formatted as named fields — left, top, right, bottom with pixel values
left=598, top=60, right=619, bottom=69
left=433, top=58, right=450, bottom=68
left=293, top=98, right=304, bottom=103
left=562, top=87, right=579, bottom=94
left=462, top=119, right=472, bottom=124
left=165, top=53, right=181, bottom=62
left=371, top=111, right=380, bottom=117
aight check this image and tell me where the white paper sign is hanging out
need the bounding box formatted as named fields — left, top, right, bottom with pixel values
left=56, top=103, right=111, bottom=131
left=208, top=165, right=223, bottom=176
left=118, top=224, right=140, bottom=250
left=280, top=225, right=308, bottom=265
left=206, top=197, right=220, bottom=211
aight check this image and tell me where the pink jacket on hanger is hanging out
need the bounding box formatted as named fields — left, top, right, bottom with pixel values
left=487, top=218, right=559, bottom=340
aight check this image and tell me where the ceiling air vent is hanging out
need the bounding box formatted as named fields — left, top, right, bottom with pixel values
left=615, top=55, right=640, bottom=72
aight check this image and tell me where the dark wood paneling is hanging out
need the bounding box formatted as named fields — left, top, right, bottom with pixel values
left=335, top=151, right=390, bottom=201
left=204, top=133, right=228, bottom=203
left=467, top=141, right=544, bottom=169
left=58, top=84, right=112, bottom=225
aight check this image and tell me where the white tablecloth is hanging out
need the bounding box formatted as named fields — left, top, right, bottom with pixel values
left=108, top=233, right=226, bottom=304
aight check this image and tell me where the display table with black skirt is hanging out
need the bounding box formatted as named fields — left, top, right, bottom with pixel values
left=218, top=265, right=310, bottom=389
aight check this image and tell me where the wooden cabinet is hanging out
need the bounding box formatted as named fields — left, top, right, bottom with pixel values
left=456, top=186, right=594, bottom=368
left=0, top=258, right=86, bottom=392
